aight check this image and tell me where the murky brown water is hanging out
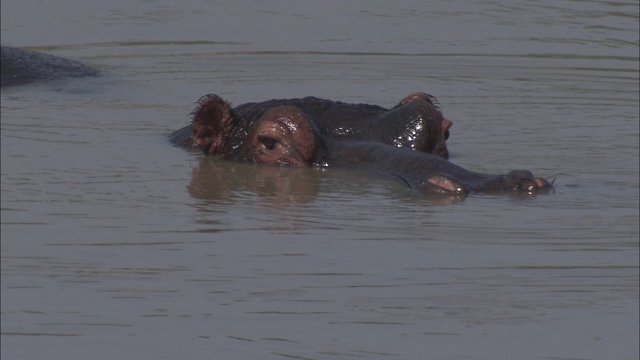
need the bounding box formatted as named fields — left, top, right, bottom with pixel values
left=2, top=1, right=639, bottom=359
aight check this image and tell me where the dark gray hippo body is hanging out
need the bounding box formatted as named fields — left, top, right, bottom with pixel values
left=170, top=93, right=452, bottom=159
left=1, top=46, right=97, bottom=87
left=171, top=94, right=553, bottom=196
left=326, top=139, right=551, bottom=195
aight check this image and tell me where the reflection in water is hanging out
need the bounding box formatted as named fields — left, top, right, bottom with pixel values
left=188, top=157, right=329, bottom=234
left=188, top=156, right=321, bottom=205
left=187, top=155, right=473, bottom=211
left=187, top=154, right=555, bottom=211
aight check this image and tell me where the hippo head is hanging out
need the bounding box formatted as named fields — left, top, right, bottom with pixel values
left=184, top=93, right=553, bottom=197
left=191, top=96, right=322, bottom=166
left=190, top=93, right=454, bottom=161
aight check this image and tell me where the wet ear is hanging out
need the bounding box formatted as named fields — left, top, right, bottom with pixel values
left=393, top=92, right=439, bottom=109
left=442, top=117, right=452, bottom=140
left=191, top=94, right=235, bottom=154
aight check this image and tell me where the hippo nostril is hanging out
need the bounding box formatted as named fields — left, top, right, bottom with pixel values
left=534, top=177, right=554, bottom=191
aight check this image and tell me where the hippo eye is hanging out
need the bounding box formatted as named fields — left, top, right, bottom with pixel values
left=444, top=130, right=450, bottom=141
left=258, top=136, right=278, bottom=150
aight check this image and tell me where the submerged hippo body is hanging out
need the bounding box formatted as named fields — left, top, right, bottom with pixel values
left=171, top=94, right=553, bottom=196
left=327, top=139, right=552, bottom=195
left=1, top=46, right=97, bottom=87
left=170, top=93, right=452, bottom=159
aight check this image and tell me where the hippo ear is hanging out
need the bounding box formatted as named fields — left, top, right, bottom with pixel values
left=191, top=94, right=235, bottom=154
left=442, top=117, right=452, bottom=140
left=393, top=92, right=439, bottom=109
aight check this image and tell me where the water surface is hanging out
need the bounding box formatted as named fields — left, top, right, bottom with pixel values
left=1, top=1, right=638, bottom=359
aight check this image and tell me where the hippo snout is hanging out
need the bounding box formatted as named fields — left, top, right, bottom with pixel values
left=505, top=170, right=554, bottom=194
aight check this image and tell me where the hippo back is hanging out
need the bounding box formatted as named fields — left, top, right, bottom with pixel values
left=1, top=46, right=98, bottom=87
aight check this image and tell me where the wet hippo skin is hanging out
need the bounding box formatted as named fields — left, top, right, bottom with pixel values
left=170, top=92, right=452, bottom=159
left=170, top=94, right=553, bottom=196
left=1, top=46, right=97, bottom=87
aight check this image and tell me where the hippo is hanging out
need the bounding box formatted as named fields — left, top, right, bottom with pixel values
left=1, top=46, right=97, bottom=87
left=170, top=92, right=452, bottom=159
left=170, top=94, right=553, bottom=196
